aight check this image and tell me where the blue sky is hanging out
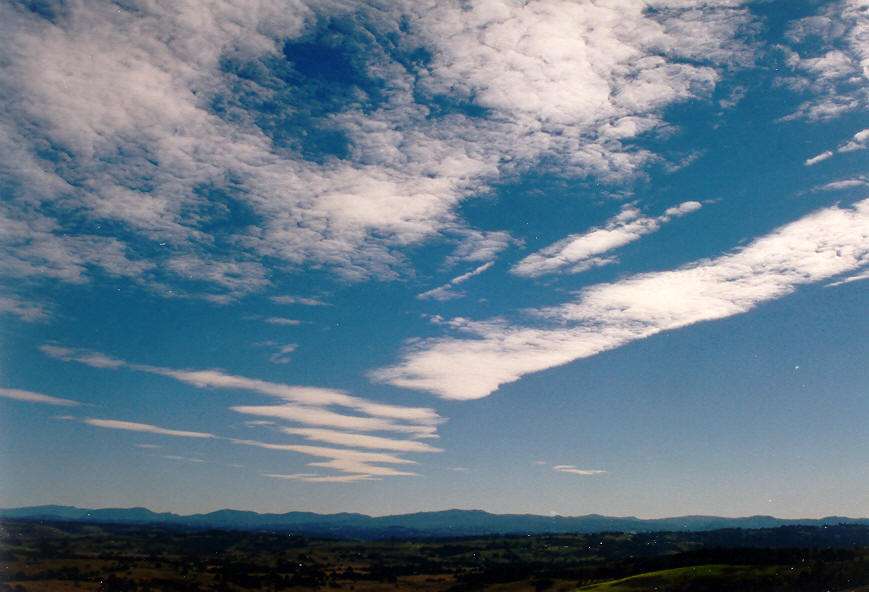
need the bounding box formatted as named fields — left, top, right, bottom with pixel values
left=1, top=0, right=867, bottom=518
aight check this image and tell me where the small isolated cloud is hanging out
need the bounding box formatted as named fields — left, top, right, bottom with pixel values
left=84, top=418, right=217, bottom=439
left=553, top=465, right=606, bottom=475
left=418, top=261, right=495, bottom=301
left=0, top=387, right=80, bottom=406
left=805, top=150, right=834, bottom=166
left=270, top=295, right=329, bottom=306
left=264, top=473, right=376, bottom=483
left=449, top=467, right=470, bottom=472
left=269, top=343, right=298, bottom=364
left=135, top=444, right=161, bottom=449
left=817, top=178, right=867, bottom=191
left=512, top=201, right=703, bottom=278
left=264, top=317, right=302, bottom=326
left=244, top=420, right=275, bottom=427
left=162, top=455, right=205, bottom=463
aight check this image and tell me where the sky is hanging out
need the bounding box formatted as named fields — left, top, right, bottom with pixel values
left=0, top=0, right=867, bottom=519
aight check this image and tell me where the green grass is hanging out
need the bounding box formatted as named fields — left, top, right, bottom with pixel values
left=576, top=564, right=785, bottom=591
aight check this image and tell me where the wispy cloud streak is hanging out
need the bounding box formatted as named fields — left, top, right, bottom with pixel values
left=375, top=199, right=869, bottom=399
left=0, top=387, right=80, bottom=406
left=512, top=202, right=702, bottom=278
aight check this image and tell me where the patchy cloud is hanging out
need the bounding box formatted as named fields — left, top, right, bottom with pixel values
left=0, top=0, right=757, bottom=301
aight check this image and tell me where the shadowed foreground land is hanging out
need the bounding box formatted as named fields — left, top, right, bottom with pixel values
left=1, top=520, right=867, bottom=591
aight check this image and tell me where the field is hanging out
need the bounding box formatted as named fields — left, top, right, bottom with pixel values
left=1, top=520, right=868, bottom=591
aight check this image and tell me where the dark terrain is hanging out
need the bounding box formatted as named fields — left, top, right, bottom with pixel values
left=1, top=519, right=868, bottom=591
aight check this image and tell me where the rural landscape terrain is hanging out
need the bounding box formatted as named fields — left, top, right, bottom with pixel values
left=2, top=510, right=868, bottom=591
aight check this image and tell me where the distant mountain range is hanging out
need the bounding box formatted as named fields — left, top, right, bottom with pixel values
left=2, top=505, right=866, bottom=540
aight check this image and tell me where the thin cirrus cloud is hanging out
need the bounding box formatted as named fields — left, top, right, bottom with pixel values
left=264, top=317, right=303, bottom=326
left=0, top=1, right=757, bottom=304
left=0, top=387, right=80, bottom=407
left=278, top=427, right=443, bottom=453
left=553, top=465, right=606, bottom=476
left=38, top=344, right=443, bottom=428
left=511, top=201, right=703, bottom=278
left=418, top=261, right=496, bottom=301
left=81, top=415, right=425, bottom=478
left=270, top=295, right=329, bottom=306
left=84, top=418, right=217, bottom=439
left=374, top=198, right=869, bottom=400
left=43, top=345, right=442, bottom=479
left=230, top=439, right=420, bottom=477
left=264, top=473, right=376, bottom=483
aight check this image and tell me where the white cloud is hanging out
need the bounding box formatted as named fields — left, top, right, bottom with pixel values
left=817, top=178, right=867, bottom=191
left=40, top=345, right=444, bottom=427
left=268, top=343, right=298, bottom=364
left=279, top=427, right=443, bottom=452
left=230, top=403, right=437, bottom=436
left=264, top=473, right=376, bottom=483
left=136, top=444, right=162, bottom=449
left=443, top=230, right=517, bottom=266
left=374, top=198, right=869, bottom=400
left=805, top=150, right=834, bottom=165
left=512, top=201, right=702, bottom=278
left=553, top=465, right=606, bottom=476
left=0, top=294, right=50, bottom=322
left=839, top=128, right=869, bottom=152
left=418, top=261, right=495, bottom=301
left=264, top=317, right=302, bottom=326
left=0, top=387, right=80, bottom=406
left=0, top=0, right=756, bottom=297
left=232, top=439, right=419, bottom=476
left=827, top=269, right=869, bottom=287
left=85, top=418, right=217, bottom=439
left=779, top=1, right=869, bottom=121
left=270, top=295, right=329, bottom=306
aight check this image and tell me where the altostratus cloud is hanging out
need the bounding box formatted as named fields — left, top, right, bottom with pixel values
left=374, top=198, right=869, bottom=400
left=512, top=201, right=702, bottom=277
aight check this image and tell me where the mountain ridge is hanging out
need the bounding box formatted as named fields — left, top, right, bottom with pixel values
left=3, top=505, right=866, bottom=540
